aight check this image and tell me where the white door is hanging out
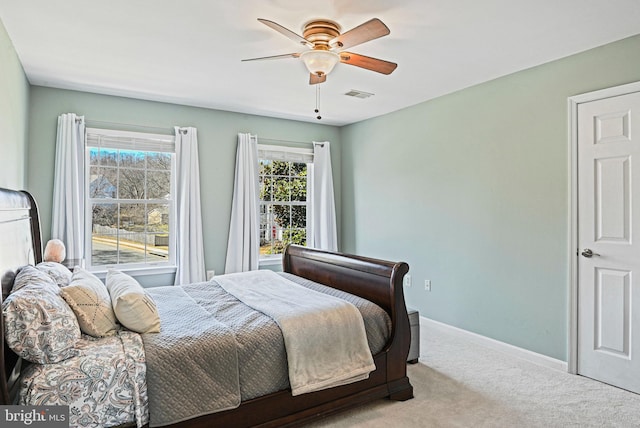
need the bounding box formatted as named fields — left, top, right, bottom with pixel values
left=577, top=91, right=640, bottom=393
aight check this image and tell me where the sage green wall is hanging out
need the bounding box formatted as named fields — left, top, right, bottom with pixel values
left=340, top=34, right=640, bottom=361
left=0, top=17, right=29, bottom=189
left=27, top=87, right=341, bottom=285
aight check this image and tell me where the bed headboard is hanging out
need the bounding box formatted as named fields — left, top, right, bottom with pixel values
left=0, top=187, right=43, bottom=404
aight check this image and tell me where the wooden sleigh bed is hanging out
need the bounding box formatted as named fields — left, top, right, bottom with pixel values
left=0, top=187, right=413, bottom=427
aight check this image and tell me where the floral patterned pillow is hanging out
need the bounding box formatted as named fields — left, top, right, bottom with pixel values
left=2, top=266, right=81, bottom=364
left=11, top=265, right=60, bottom=294
left=36, top=262, right=73, bottom=287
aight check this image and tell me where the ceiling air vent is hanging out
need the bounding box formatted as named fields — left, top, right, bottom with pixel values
left=344, top=89, right=374, bottom=99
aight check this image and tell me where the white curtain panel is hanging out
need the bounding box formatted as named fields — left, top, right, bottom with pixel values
left=310, top=141, right=338, bottom=251
left=174, top=126, right=206, bottom=284
left=225, top=133, right=260, bottom=273
left=52, top=113, right=85, bottom=260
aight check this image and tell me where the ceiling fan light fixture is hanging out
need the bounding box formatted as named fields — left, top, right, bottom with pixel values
left=300, top=50, right=340, bottom=77
left=244, top=18, right=396, bottom=85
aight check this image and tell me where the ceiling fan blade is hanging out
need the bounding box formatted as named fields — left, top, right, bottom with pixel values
left=309, top=73, right=327, bottom=85
left=339, top=52, right=397, bottom=75
left=329, top=18, right=390, bottom=50
left=258, top=18, right=314, bottom=48
left=241, top=53, right=301, bottom=62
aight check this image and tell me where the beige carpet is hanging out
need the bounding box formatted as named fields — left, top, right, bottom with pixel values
left=306, top=319, right=640, bottom=427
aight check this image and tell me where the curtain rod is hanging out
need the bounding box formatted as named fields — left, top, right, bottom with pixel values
left=255, top=136, right=324, bottom=147
left=80, top=118, right=177, bottom=134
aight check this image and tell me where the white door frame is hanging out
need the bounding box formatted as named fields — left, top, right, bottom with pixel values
left=568, top=80, right=640, bottom=374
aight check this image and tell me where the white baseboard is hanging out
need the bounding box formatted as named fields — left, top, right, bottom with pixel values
left=420, top=316, right=568, bottom=372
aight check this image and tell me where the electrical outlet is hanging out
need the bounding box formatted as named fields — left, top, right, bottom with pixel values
left=424, top=279, right=431, bottom=291
left=207, top=270, right=215, bottom=281
left=404, top=274, right=411, bottom=287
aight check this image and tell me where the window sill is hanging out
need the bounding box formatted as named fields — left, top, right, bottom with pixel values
left=89, top=265, right=177, bottom=280
left=259, top=256, right=283, bottom=268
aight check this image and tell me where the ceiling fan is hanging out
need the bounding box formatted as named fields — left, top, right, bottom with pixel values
left=242, top=18, right=397, bottom=85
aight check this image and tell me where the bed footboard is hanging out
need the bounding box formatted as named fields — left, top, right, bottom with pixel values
left=283, top=244, right=413, bottom=400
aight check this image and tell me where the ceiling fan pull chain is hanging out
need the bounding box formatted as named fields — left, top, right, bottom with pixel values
left=315, top=85, right=322, bottom=120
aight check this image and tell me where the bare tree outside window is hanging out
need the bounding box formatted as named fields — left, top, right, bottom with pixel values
left=88, top=147, right=173, bottom=266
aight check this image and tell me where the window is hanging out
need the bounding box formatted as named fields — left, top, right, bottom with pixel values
left=85, top=128, right=176, bottom=270
left=258, top=145, right=313, bottom=261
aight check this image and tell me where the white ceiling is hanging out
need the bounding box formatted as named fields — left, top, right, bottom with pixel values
left=1, top=0, right=640, bottom=126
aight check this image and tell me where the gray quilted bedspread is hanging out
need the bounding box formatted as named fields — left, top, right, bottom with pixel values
left=143, top=272, right=391, bottom=427
left=142, top=286, right=240, bottom=427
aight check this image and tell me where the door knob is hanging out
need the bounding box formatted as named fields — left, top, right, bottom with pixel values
left=581, top=248, right=600, bottom=258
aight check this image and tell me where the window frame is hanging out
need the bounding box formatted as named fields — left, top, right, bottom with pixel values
left=257, top=144, right=313, bottom=265
left=84, top=128, right=177, bottom=275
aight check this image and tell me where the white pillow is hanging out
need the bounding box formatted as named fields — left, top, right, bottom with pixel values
left=106, top=270, right=160, bottom=334
left=61, top=266, right=119, bottom=337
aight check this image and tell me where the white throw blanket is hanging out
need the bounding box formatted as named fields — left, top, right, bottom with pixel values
left=215, top=270, right=376, bottom=396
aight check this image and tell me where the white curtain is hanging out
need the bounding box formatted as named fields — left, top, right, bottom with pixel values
left=310, top=141, right=338, bottom=251
left=174, top=126, right=206, bottom=285
left=52, top=113, right=85, bottom=260
left=225, top=133, right=260, bottom=273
